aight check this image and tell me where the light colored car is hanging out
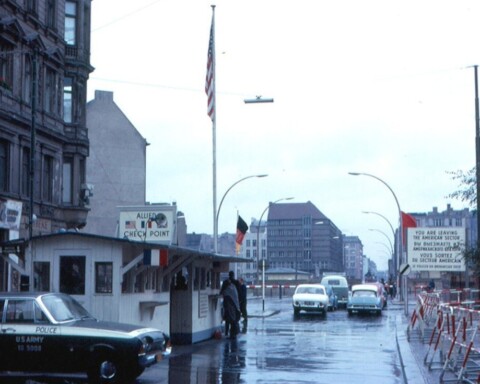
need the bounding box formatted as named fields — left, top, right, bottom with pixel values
left=347, top=284, right=384, bottom=316
left=292, top=284, right=329, bottom=316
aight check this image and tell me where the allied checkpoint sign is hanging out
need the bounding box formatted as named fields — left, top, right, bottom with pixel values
left=118, top=205, right=176, bottom=245
left=407, top=227, right=466, bottom=272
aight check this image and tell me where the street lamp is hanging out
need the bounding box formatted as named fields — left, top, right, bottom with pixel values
left=362, top=211, right=396, bottom=240
left=244, top=96, right=274, bottom=103
left=256, top=197, right=294, bottom=312
left=214, top=174, right=268, bottom=253
left=375, top=242, right=394, bottom=256
left=369, top=229, right=394, bottom=255
left=349, top=172, right=407, bottom=314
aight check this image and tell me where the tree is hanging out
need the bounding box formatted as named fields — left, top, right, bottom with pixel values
left=446, top=168, right=480, bottom=276
left=446, top=167, right=476, bottom=207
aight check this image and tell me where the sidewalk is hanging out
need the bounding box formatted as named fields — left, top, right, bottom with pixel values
left=392, top=296, right=459, bottom=384
left=392, top=298, right=434, bottom=384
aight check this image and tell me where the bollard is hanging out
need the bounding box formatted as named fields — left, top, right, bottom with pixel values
left=279, top=284, right=282, bottom=299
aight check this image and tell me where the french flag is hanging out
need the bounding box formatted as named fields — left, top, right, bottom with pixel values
left=143, top=249, right=168, bottom=266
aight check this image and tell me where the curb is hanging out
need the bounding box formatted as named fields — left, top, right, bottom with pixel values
left=248, top=309, right=281, bottom=318
left=396, top=317, right=429, bottom=384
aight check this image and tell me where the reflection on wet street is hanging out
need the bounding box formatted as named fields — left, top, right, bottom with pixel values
left=139, top=297, right=406, bottom=384
left=26, top=297, right=406, bottom=384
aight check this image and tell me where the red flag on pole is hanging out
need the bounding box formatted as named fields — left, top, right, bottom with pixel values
left=401, top=211, right=417, bottom=245
left=205, top=10, right=215, bottom=121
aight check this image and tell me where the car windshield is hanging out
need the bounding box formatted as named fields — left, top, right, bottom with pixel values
left=297, top=287, right=324, bottom=295
left=41, top=295, right=94, bottom=322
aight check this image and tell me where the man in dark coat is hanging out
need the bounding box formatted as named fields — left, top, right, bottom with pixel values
left=220, top=279, right=240, bottom=338
left=238, top=277, right=247, bottom=322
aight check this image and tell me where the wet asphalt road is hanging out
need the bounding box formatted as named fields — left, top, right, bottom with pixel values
left=138, top=297, right=407, bottom=384
left=24, top=297, right=408, bottom=384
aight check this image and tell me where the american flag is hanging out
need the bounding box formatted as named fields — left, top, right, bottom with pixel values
left=125, top=220, right=136, bottom=229
left=205, top=12, right=215, bottom=121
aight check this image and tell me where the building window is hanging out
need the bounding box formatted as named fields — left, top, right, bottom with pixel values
left=95, top=262, right=113, bottom=294
left=34, top=262, right=50, bottom=291
left=46, top=0, right=56, bottom=29
left=26, top=0, right=38, bottom=15
left=62, top=158, right=72, bottom=204
left=42, top=155, right=54, bottom=202
left=0, top=43, right=13, bottom=91
left=43, top=68, right=55, bottom=113
left=45, top=68, right=59, bottom=114
left=23, top=55, right=31, bottom=103
left=63, top=77, right=73, bottom=122
left=79, top=157, right=85, bottom=186
left=65, top=1, right=77, bottom=45
left=21, top=147, right=30, bottom=196
left=0, top=140, right=9, bottom=192
left=60, top=256, right=85, bottom=295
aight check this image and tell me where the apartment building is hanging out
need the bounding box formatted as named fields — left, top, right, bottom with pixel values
left=0, top=0, right=92, bottom=290
left=267, top=201, right=344, bottom=279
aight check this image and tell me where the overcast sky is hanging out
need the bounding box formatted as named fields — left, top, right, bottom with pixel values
left=88, top=0, right=480, bottom=270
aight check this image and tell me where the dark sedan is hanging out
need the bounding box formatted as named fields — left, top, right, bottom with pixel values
left=0, top=292, right=171, bottom=383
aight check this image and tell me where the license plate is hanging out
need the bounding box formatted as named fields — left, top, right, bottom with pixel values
left=304, top=301, right=315, bottom=306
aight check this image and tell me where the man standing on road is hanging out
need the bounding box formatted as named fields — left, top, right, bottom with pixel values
left=220, top=278, right=241, bottom=338
left=238, top=277, right=248, bottom=329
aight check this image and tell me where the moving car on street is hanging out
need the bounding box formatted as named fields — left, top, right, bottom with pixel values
left=347, top=284, right=384, bottom=316
left=292, top=284, right=329, bottom=316
left=320, top=274, right=349, bottom=308
left=0, top=292, right=171, bottom=383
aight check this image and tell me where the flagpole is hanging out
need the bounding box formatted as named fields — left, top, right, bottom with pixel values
left=235, top=210, right=239, bottom=255
left=235, top=210, right=239, bottom=276
left=207, top=5, right=218, bottom=253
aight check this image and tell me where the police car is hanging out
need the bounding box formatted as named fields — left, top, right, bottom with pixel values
left=0, top=292, right=171, bottom=383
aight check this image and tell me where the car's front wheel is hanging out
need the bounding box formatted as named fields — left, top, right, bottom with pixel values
left=88, top=353, right=130, bottom=384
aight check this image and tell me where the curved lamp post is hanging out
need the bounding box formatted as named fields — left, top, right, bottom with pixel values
left=369, top=229, right=394, bottom=255
left=362, top=211, right=396, bottom=240
left=214, top=174, right=268, bottom=252
left=257, top=197, right=294, bottom=311
left=349, top=172, right=407, bottom=314
left=375, top=242, right=394, bottom=256
left=348, top=172, right=402, bottom=267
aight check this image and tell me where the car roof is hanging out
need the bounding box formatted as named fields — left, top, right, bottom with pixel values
left=351, top=284, right=378, bottom=291
left=296, top=284, right=325, bottom=288
left=0, top=292, right=59, bottom=299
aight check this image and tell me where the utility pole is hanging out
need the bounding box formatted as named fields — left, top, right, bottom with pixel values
left=29, top=48, right=38, bottom=240
left=475, top=65, right=480, bottom=247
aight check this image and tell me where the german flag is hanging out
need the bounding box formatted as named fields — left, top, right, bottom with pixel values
left=235, top=216, right=248, bottom=254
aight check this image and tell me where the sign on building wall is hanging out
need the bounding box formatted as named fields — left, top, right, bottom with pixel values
left=118, top=205, right=176, bottom=245
left=407, top=227, right=466, bottom=272
left=0, top=199, right=22, bottom=230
